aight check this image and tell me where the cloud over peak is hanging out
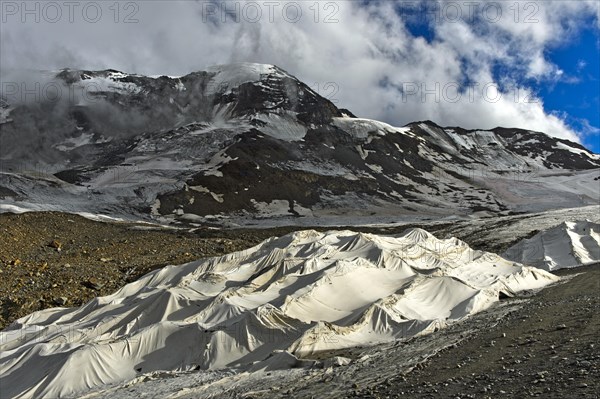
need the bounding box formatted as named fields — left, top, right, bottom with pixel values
left=1, top=0, right=598, bottom=144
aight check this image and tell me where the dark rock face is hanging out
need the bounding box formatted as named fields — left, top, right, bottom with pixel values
left=1, top=63, right=598, bottom=220
left=219, top=73, right=342, bottom=124
left=157, top=129, right=383, bottom=217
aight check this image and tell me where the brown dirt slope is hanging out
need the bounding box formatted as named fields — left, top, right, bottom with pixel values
left=0, top=212, right=263, bottom=329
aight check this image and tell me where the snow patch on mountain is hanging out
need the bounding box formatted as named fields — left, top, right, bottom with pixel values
left=555, top=141, right=600, bottom=158
left=0, top=101, right=12, bottom=124
left=251, top=199, right=313, bottom=218
left=333, top=117, right=411, bottom=139
left=205, top=63, right=281, bottom=94
left=252, top=111, right=307, bottom=141
left=79, top=72, right=143, bottom=95
left=54, top=132, right=112, bottom=152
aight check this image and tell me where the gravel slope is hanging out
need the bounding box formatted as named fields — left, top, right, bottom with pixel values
left=0, top=212, right=262, bottom=329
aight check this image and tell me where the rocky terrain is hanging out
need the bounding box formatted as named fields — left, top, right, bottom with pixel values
left=0, top=212, right=261, bottom=329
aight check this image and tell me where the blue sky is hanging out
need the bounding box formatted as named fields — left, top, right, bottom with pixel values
left=401, top=2, right=600, bottom=152
left=541, top=25, right=599, bottom=152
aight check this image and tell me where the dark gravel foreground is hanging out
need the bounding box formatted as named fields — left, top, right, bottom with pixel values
left=347, top=266, right=600, bottom=399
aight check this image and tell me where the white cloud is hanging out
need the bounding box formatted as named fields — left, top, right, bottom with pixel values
left=1, top=0, right=598, bottom=143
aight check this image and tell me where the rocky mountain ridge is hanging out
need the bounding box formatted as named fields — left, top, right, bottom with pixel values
left=0, top=63, right=598, bottom=223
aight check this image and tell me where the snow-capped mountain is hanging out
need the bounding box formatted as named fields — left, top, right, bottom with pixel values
left=0, top=63, right=598, bottom=223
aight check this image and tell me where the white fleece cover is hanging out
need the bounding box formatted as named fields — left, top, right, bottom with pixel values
left=503, top=220, right=600, bottom=271
left=0, top=228, right=558, bottom=398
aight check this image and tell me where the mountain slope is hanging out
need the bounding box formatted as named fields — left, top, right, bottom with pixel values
left=0, top=63, right=598, bottom=223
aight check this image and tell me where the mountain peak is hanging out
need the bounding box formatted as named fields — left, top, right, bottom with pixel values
left=205, top=62, right=280, bottom=74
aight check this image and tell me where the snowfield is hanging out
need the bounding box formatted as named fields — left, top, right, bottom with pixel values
left=1, top=228, right=559, bottom=399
